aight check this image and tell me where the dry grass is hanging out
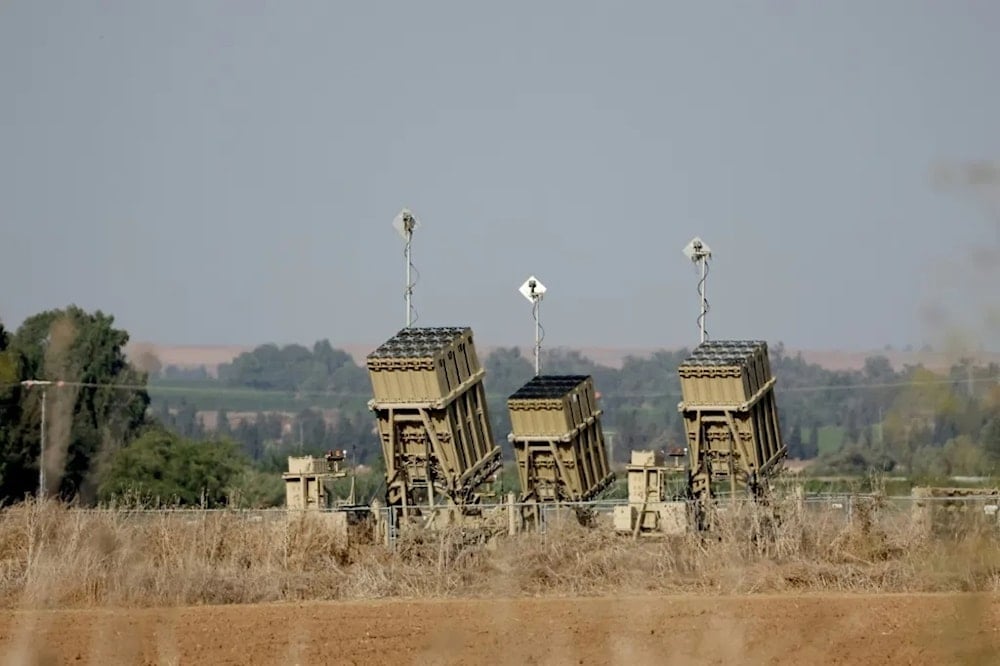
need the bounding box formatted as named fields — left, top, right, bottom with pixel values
left=0, top=495, right=998, bottom=610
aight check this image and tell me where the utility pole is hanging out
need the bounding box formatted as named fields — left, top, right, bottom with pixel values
left=21, top=380, right=53, bottom=499
left=877, top=406, right=884, bottom=446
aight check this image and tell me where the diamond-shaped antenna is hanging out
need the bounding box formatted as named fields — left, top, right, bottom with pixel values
left=392, top=208, right=420, bottom=240
left=682, top=236, right=711, bottom=262
left=518, top=275, right=547, bottom=375
left=518, top=275, right=546, bottom=303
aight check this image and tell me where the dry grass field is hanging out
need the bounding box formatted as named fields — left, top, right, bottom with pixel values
left=0, top=497, right=998, bottom=663
left=127, top=341, right=1000, bottom=374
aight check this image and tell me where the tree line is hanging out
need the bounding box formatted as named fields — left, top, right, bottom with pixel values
left=2, top=305, right=1000, bottom=509
left=155, top=334, right=1000, bottom=480
left=0, top=307, right=280, bottom=507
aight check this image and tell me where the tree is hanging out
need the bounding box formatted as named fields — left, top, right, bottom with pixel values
left=0, top=319, right=19, bottom=397
left=0, top=320, right=14, bottom=382
left=293, top=408, right=329, bottom=453
left=216, top=408, right=233, bottom=438
left=311, top=340, right=367, bottom=393
left=171, top=400, right=202, bottom=439
left=0, top=321, right=25, bottom=495
left=484, top=347, right=533, bottom=396
left=0, top=307, right=149, bottom=503
left=217, top=339, right=369, bottom=394
left=785, top=418, right=804, bottom=459
left=863, top=356, right=894, bottom=381
left=97, top=428, right=246, bottom=507
left=233, top=418, right=264, bottom=462
left=544, top=347, right=621, bottom=394
left=134, top=326, right=1000, bottom=483
left=807, top=424, right=820, bottom=459
left=982, top=417, right=1000, bottom=465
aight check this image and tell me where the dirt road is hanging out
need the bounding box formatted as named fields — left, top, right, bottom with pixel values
left=0, top=593, right=997, bottom=665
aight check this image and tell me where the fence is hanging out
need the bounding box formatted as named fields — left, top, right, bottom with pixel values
left=49, top=491, right=1000, bottom=552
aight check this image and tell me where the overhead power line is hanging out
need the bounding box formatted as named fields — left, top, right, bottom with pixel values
left=3, top=374, right=999, bottom=402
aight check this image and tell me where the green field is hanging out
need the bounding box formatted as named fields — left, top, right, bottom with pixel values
left=147, top=380, right=370, bottom=413
left=815, top=425, right=847, bottom=455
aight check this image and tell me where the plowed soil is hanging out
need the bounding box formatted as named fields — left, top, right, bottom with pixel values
left=1, top=593, right=997, bottom=665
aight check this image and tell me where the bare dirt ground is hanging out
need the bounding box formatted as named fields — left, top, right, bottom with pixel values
left=1, top=593, right=997, bottom=665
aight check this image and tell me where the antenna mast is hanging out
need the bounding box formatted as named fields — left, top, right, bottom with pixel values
left=683, top=237, right=712, bottom=344
left=518, top=275, right=547, bottom=375
left=392, top=208, right=421, bottom=328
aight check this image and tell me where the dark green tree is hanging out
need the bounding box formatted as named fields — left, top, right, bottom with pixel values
left=982, top=417, right=1000, bottom=464
left=484, top=347, right=534, bottom=446
left=233, top=418, right=264, bottom=462
left=785, top=417, right=804, bottom=458
left=216, top=408, right=233, bottom=438
left=484, top=347, right=533, bottom=396
left=293, top=408, right=329, bottom=453
left=1, top=307, right=149, bottom=503
left=217, top=339, right=369, bottom=394
left=0, top=321, right=25, bottom=494
left=807, top=424, right=821, bottom=459
left=97, top=428, right=246, bottom=507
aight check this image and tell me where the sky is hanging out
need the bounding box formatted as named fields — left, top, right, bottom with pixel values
left=1, top=1, right=999, bottom=352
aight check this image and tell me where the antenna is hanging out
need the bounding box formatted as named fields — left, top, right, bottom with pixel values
left=682, top=236, right=712, bottom=344
left=518, top=275, right=547, bottom=375
left=392, top=208, right=421, bottom=328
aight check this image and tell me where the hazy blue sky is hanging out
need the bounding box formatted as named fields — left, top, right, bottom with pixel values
left=2, top=2, right=999, bottom=352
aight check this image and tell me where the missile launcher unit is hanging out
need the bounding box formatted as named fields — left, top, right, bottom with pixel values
left=677, top=340, right=787, bottom=504
left=366, top=327, right=502, bottom=515
left=507, top=374, right=614, bottom=504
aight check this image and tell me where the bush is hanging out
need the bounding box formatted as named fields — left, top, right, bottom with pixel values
left=97, top=429, right=247, bottom=507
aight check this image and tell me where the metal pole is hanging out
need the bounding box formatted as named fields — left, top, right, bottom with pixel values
left=699, top=257, right=707, bottom=344
left=39, top=387, right=47, bottom=500
left=877, top=406, right=883, bottom=446
left=533, top=297, right=541, bottom=375
left=684, top=237, right=711, bottom=346
left=520, top=276, right=546, bottom=375
left=405, top=231, right=412, bottom=328
left=22, top=380, right=54, bottom=500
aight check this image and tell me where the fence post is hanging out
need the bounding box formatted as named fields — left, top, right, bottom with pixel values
left=507, top=492, right=517, bottom=536
left=385, top=507, right=395, bottom=550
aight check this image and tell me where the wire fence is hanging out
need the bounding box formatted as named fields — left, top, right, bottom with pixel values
left=64, top=493, right=1000, bottom=515
left=47, top=490, right=1000, bottom=551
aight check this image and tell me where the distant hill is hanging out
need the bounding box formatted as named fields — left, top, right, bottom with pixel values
left=126, top=341, right=1000, bottom=377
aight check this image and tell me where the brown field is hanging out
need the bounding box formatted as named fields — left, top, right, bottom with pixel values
left=2, top=592, right=998, bottom=665
left=1, top=498, right=999, bottom=663
left=126, top=341, right=1000, bottom=374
